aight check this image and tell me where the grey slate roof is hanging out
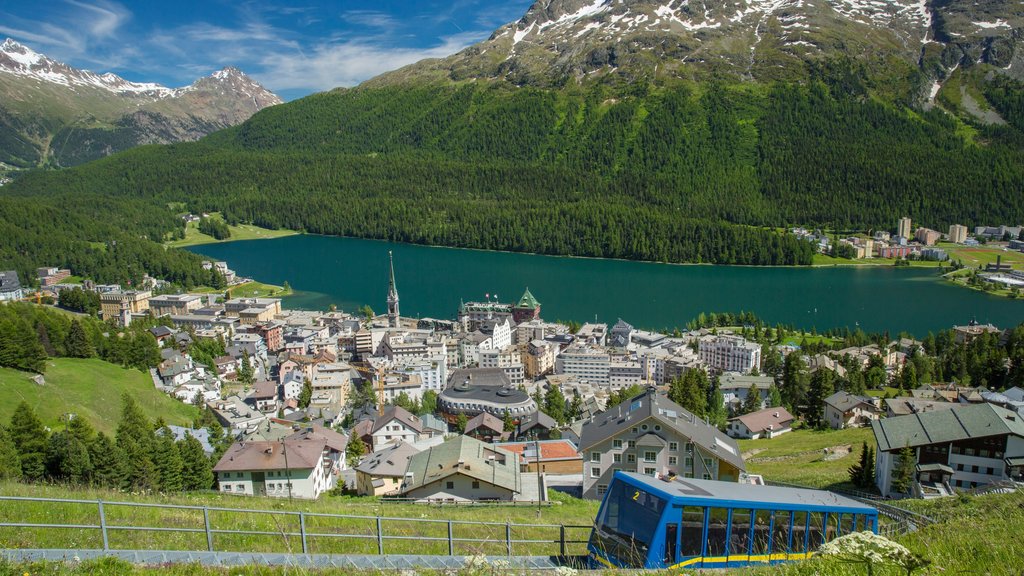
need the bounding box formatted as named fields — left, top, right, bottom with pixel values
left=466, top=412, right=504, bottom=434
left=0, top=270, right=21, bottom=294
left=873, top=403, right=1024, bottom=452
left=371, top=405, right=425, bottom=435
left=402, top=436, right=521, bottom=494
left=824, top=391, right=877, bottom=413
left=356, top=442, right=420, bottom=477
left=579, top=390, right=745, bottom=471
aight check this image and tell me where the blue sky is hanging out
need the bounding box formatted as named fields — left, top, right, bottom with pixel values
left=0, top=0, right=533, bottom=100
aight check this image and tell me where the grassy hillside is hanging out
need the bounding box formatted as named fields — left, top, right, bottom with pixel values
left=165, top=213, right=298, bottom=248
left=739, top=428, right=875, bottom=491
left=0, top=358, right=198, bottom=434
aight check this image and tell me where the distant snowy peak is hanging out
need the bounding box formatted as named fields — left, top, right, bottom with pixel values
left=0, top=38, right=280, bottom=106
left=505, top=0, right=933, bottom=48
left=0, top=38, right=174, bottom=96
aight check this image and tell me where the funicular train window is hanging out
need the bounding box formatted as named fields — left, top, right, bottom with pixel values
left=840, top=514, right=854, bottom=536
left=826, top=513, right=840, bottom=543
left=752, top=509, right=772, bottom=557
left=680, top=506, right=705, bottom=557
left=808, top=512, right=825, bottom=549
left=590, top=481, right=666, bottom=568
left=791, top=511, right=808, bottom=554
left=706, top=507, right=729, bottom=557
left=729, top=509, right=752, bottom=559
left=771, top=510, right=791, bottom=555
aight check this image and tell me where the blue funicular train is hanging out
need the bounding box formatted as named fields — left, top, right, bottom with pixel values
left=588, top=471, right=879, bottom=570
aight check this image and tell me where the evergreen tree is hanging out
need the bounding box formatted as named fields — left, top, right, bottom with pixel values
left=116, top=394, right=158, bottom=490
left=178, top=435, right=214, bottom=491
left=569, top=394, right=583, bottom=422
left=669, top=371, right=708, bottom=417
left=89, top=432, right=127, bottom=488
left=298, top=378, right=313, bottom=409
left=767, top=384, right=783, bottom=409
left=153, top=428, right=184, bottom=492
left=891, top=444, right=917, bottom=494
left=707, top=386, right=727, bottom=429
left=901, top=361, right=918, bottom=391
left=740, top=384, right=762, bottom=415
left=64, top=320, right=94, bottom=358
left=45, top=430, right=92, bottom=484
left=346, top=434, right=367, bottom=466
left=781, top=353, right=809, bottom=411
left=848, top=441, right=873, bottom=488
left=503, top=409, right=515, bottom=432
left=66, top=414, right=95, bottom=445
left=0, top=424, right=21, bottom=480
left=237, top=351, right=254, bottom=385
left=455, top=412, right=468, bottom=434
left=544, top=385, right=567, bottom=425
left=864, top=445, right=876, bottom=489
left=805, top=368, right=836, bottom=428
left=9, top=401, right=48, bottom=480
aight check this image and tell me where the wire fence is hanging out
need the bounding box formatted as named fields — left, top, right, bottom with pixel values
left=0, top=496, right=593, bottom=559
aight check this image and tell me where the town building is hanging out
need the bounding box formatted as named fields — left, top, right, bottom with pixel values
left=727, top=407, right=794, bottom=440
left=914, top=228, right=941, bottom=246
left=479, top=345, right=525, bottom=386
left=355, top=441, right=420, bottom=496
left=511, top=288, right=541, bottom=323
left=458, top=300, right=513, bottom=332
left=555, top=344, right=611, bottom=385
left=99, top=289, right=151, bottom=323
left=953, top=322, right=1002, bottom=345
left=576, top=323, right=608, bottom=346
left=823, top=391, right=881, bottom=429
left=512, top=411, right=558, bottom=441
left=897, top=217, right=913, bottom=240
left=36, top=267, right=71, bottom=287
left=608, top=359, right=646, bottom=388
left=439, top=369, right=538, bottom=421
left=523, top=339, right=557, bottom=379
left=224, top=298, right=281, bottom=324
left=149, top=294, right=203, bottom=317
left=872, top=403, right=1024, bottom=497
left=0, top=270, right=23, bottom=301
left=578, top=388, right=745, bottom=499
left=883, top=397, right=958, bottom=418
left=214, top=436, right=342, bottom=499
left=699, top=335, right=761, bottom=374
left=494, top=439, right=583, bottom=474
left=400, top=436, right=542, bottom=503
left=464, top=412, right=508, bottom=443
left=247, top=381, right=280, bottom=413
left=948, top=224, right=968, bottom=244
left=609, top=319, right=635, bottom=348
left=717, top=373, right=774, bottom=414
left=369, top=405, right=432, bottom=450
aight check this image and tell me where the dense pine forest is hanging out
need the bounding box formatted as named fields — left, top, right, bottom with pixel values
left=4, top=65, right=1024, bottom=280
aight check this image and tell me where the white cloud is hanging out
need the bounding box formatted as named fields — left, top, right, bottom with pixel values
left=256, top=31, right=485, bottom=92
left=64, top=0, right=130, bottom=39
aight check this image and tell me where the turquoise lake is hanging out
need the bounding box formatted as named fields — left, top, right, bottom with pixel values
left=188, top=235, right=1024, bottom=337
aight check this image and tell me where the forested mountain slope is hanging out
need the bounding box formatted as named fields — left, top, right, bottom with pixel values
left=3, top=0, right=1024, bottom=279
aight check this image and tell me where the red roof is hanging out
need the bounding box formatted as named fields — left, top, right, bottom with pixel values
left=495, top=439, right=581, bottom=462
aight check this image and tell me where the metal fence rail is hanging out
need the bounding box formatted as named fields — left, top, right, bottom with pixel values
left=0, top=495, right=592, bottom=560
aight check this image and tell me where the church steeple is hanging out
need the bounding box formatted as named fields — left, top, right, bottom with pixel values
left=387, top=251, right=400, bottom=328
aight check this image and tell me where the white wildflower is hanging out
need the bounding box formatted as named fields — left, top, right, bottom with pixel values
left=820, top=531, right=919, bottom=574
left=553, top=566, right=578, bottom=576
left=464, top=554, right=489, bottom=570
left=489, top=559, right=511, bottom=570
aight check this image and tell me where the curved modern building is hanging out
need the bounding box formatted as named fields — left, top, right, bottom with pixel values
left=439, top=368, right=538, bottom=421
